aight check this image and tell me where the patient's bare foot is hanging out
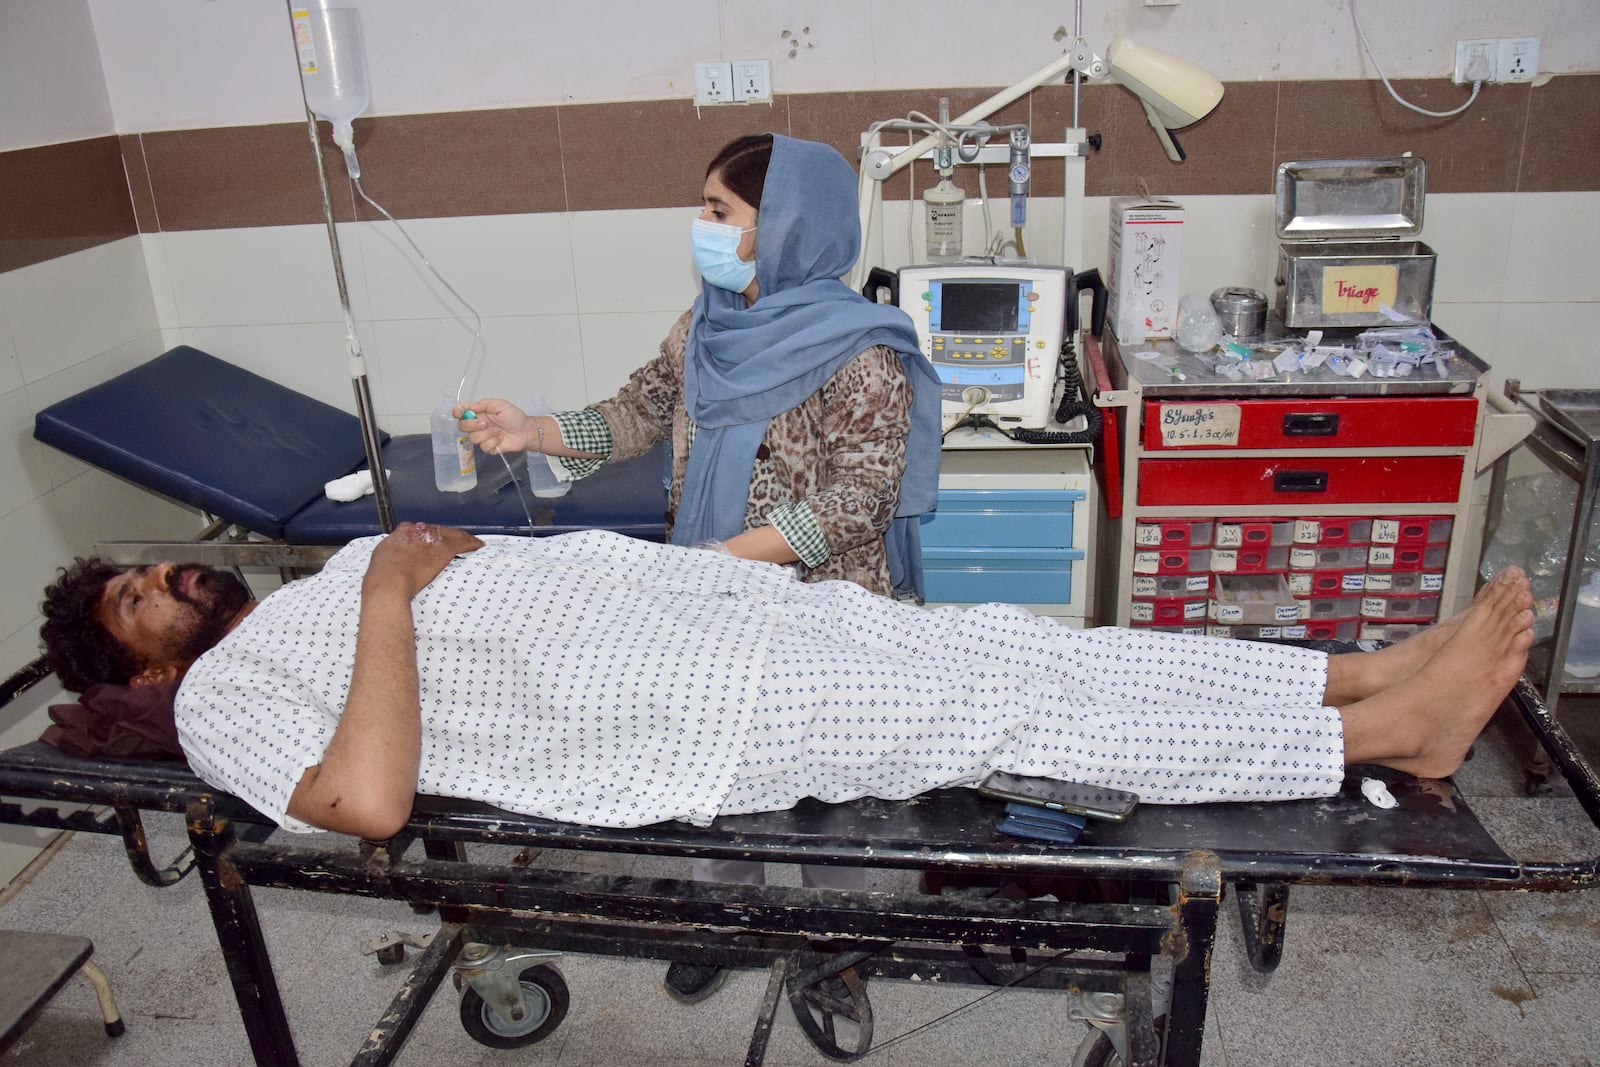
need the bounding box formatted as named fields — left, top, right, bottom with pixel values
left=1324, top=567, right=1527, bottom=704
left=1339, top=567, right=1534, bottom=779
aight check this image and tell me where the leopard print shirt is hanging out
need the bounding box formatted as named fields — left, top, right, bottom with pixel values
left=592, top=309, right=914, bottom=595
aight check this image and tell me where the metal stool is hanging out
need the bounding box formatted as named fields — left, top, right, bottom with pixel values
left=0, top=930, right=124, bottom=1053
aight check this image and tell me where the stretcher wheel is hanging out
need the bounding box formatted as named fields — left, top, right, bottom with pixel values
left=1074, top=1015, right=1168, bottom=1067
left=458, top=963, right=569, bottom=1049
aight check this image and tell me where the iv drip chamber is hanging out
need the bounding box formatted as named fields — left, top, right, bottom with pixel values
left=923, top=179, right=965, bottom=261
left=294, top=2, right=370, bottom=160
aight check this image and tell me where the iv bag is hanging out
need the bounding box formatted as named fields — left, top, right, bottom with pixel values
left=294, top=2, right=369, bottom=150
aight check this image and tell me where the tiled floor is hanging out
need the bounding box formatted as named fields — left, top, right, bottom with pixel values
left=3, top=703, right=1599, bottom=1067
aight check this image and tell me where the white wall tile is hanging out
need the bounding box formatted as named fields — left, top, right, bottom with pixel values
left=162, top=225, right=354, bottom=327
left=1423, top=193, right=1516, bottom=305
left=0, top=498, right=73, bottom=644
left=1429, top=301, right=1504, bottom=378
left=358, top=213, right=577, bottom=321
left=178, top=321, right=377, bottom=416
left=1500, top=192, right=1600, bottom=304
left=1492, top=302, right=1600, bottom=391
left=21, top=332, right=169, bottom=494
left=44, top=467, right=203, bottom=559
left=577, top=310, right=691, bottom=403
left=0, top=612, right=63, bottom=883
left=0, top=385, right=44, bottom=519
left=372, top=314, right=585, bottom=431
left=142, top=231, right=180, bottom=329
left=1176, top=196, right=1279, bottom=299
left=569, top=208, right=700, bottom=316
left=1, top=237, right=159, bottom=382
left=0, top=324, right=21, bottom=395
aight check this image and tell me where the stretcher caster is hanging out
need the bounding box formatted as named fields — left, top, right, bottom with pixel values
left=1073, top=1014, right=1166, bottom=1067
left=451, top=942, right=569, bottom=1049
left=457, top=962, right=569, bottom=1048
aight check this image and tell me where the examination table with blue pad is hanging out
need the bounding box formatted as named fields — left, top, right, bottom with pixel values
left=33, top=345, right=669, bottom=550
left=9, top=347, right=1600, bottom=1065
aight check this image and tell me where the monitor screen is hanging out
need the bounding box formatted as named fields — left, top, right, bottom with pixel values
left=938, top=282, right=1019, bottom=333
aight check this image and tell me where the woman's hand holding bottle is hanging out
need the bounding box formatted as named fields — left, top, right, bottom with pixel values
left=454, top=398, right=533, bottom=454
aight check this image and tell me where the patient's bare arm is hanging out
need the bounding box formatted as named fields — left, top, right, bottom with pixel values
left=286, top=523, right=484, bottom=838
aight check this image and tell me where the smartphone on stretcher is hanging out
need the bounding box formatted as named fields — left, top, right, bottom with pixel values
left=977, top=771, right=1140, bottom=822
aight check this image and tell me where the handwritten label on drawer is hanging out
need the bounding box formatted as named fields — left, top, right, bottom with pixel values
left=1158, top=403, right=1241, bottom=447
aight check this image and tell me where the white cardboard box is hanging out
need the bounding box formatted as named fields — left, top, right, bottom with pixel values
left=1106, top=196, right=1183, bottom=339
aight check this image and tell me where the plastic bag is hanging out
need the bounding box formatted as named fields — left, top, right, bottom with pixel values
left=1174, top=293, right=1222, bottom=352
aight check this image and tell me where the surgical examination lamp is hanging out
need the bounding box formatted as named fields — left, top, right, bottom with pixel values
left=1105, top=35, right=1224, bottom=164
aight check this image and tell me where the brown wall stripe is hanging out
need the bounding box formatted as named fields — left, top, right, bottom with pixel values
left=3, top=75, right=1596, bottom=274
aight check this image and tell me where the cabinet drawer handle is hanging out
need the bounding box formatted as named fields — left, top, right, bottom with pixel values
left=1283, top=412, right=1339, bottom=436
left=1274, top=470, right=1328, bottom=493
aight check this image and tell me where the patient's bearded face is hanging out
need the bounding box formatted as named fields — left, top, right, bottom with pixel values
left=163, top=565, right=253, bottom=664
left=98, top=563, right=254, bottom=672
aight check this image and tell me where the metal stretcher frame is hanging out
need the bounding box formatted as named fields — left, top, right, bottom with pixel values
left=2, top=664, right=1598, bottom=1067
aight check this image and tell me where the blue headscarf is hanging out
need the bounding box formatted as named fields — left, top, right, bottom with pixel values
left=676, top=134, right=941, bottom=599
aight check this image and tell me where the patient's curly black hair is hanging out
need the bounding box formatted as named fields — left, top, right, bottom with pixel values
left=39, top=558, right=141, bottom=693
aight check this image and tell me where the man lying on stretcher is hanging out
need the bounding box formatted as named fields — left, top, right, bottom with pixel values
left=39, top=522, right=1534, bottom=841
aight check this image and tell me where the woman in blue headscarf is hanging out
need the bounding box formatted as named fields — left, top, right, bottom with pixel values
left=460, top=132, right=940, bottom=601
left=461, top=134, right=940, bottom=1004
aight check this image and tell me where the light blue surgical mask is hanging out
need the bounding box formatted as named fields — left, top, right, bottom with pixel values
left=690, top=217, right=757, bottom=293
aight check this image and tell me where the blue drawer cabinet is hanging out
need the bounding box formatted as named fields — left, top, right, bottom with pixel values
left=920, top=449, right=1095, bottom=625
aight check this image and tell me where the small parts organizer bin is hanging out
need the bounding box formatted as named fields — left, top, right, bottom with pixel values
left=1128, top=515, right=1450, bottom=640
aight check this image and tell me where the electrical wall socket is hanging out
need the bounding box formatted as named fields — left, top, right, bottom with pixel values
left=693, top=61, right=733, bottom=105
left=732, top=59, right=772, bottom=102
left=1496, top=37, right=1540, bottom=83
left=1453, top=38, right=1495, bottom=84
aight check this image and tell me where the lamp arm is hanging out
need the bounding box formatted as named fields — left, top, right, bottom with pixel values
left=1142, top=101, right=1186, bottom=163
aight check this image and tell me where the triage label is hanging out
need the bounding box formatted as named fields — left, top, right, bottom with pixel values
left=1321, top=265, right=1398, bottom=314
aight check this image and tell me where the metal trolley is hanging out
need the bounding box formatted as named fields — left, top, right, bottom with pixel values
left=2, top=658, right=1598, bottom=1067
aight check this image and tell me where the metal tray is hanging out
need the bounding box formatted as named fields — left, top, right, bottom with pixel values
left=1539, top=389, right=1600, bottom=445
left=1276, top=158, right=1426, bottom=242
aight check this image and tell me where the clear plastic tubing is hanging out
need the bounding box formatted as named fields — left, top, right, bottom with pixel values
left=293, top=2, right=369, bottom=173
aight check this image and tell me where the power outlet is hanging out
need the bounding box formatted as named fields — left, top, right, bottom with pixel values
left=1496, top=37, right=1540, bottom=83
left=732, top=59, right=772, bottom=103
left=693, top=61, right=733, bottom=105
left=1453, top=38, right=1495, bottom=84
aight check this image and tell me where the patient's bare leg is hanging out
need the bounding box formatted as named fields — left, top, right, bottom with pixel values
left=1338, top=567, right=1534, bottom=779
left=1321, top=566, right=1529, bottom=706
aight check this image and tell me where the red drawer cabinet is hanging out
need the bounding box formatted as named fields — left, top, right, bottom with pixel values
left=1086, top=331, right=1507, bottom=633
left=1141, top=395, right=1478, bottom=451
left=1138, top=456, right=1465, bottom=507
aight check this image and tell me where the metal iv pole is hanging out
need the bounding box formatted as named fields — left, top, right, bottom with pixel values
left=287, top=2, right=395, bottom=533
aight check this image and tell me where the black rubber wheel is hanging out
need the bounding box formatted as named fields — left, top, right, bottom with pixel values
left=458, top=963, right=569, bottom=1049
left=1075, top=1016, right=1166, bottom=1067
